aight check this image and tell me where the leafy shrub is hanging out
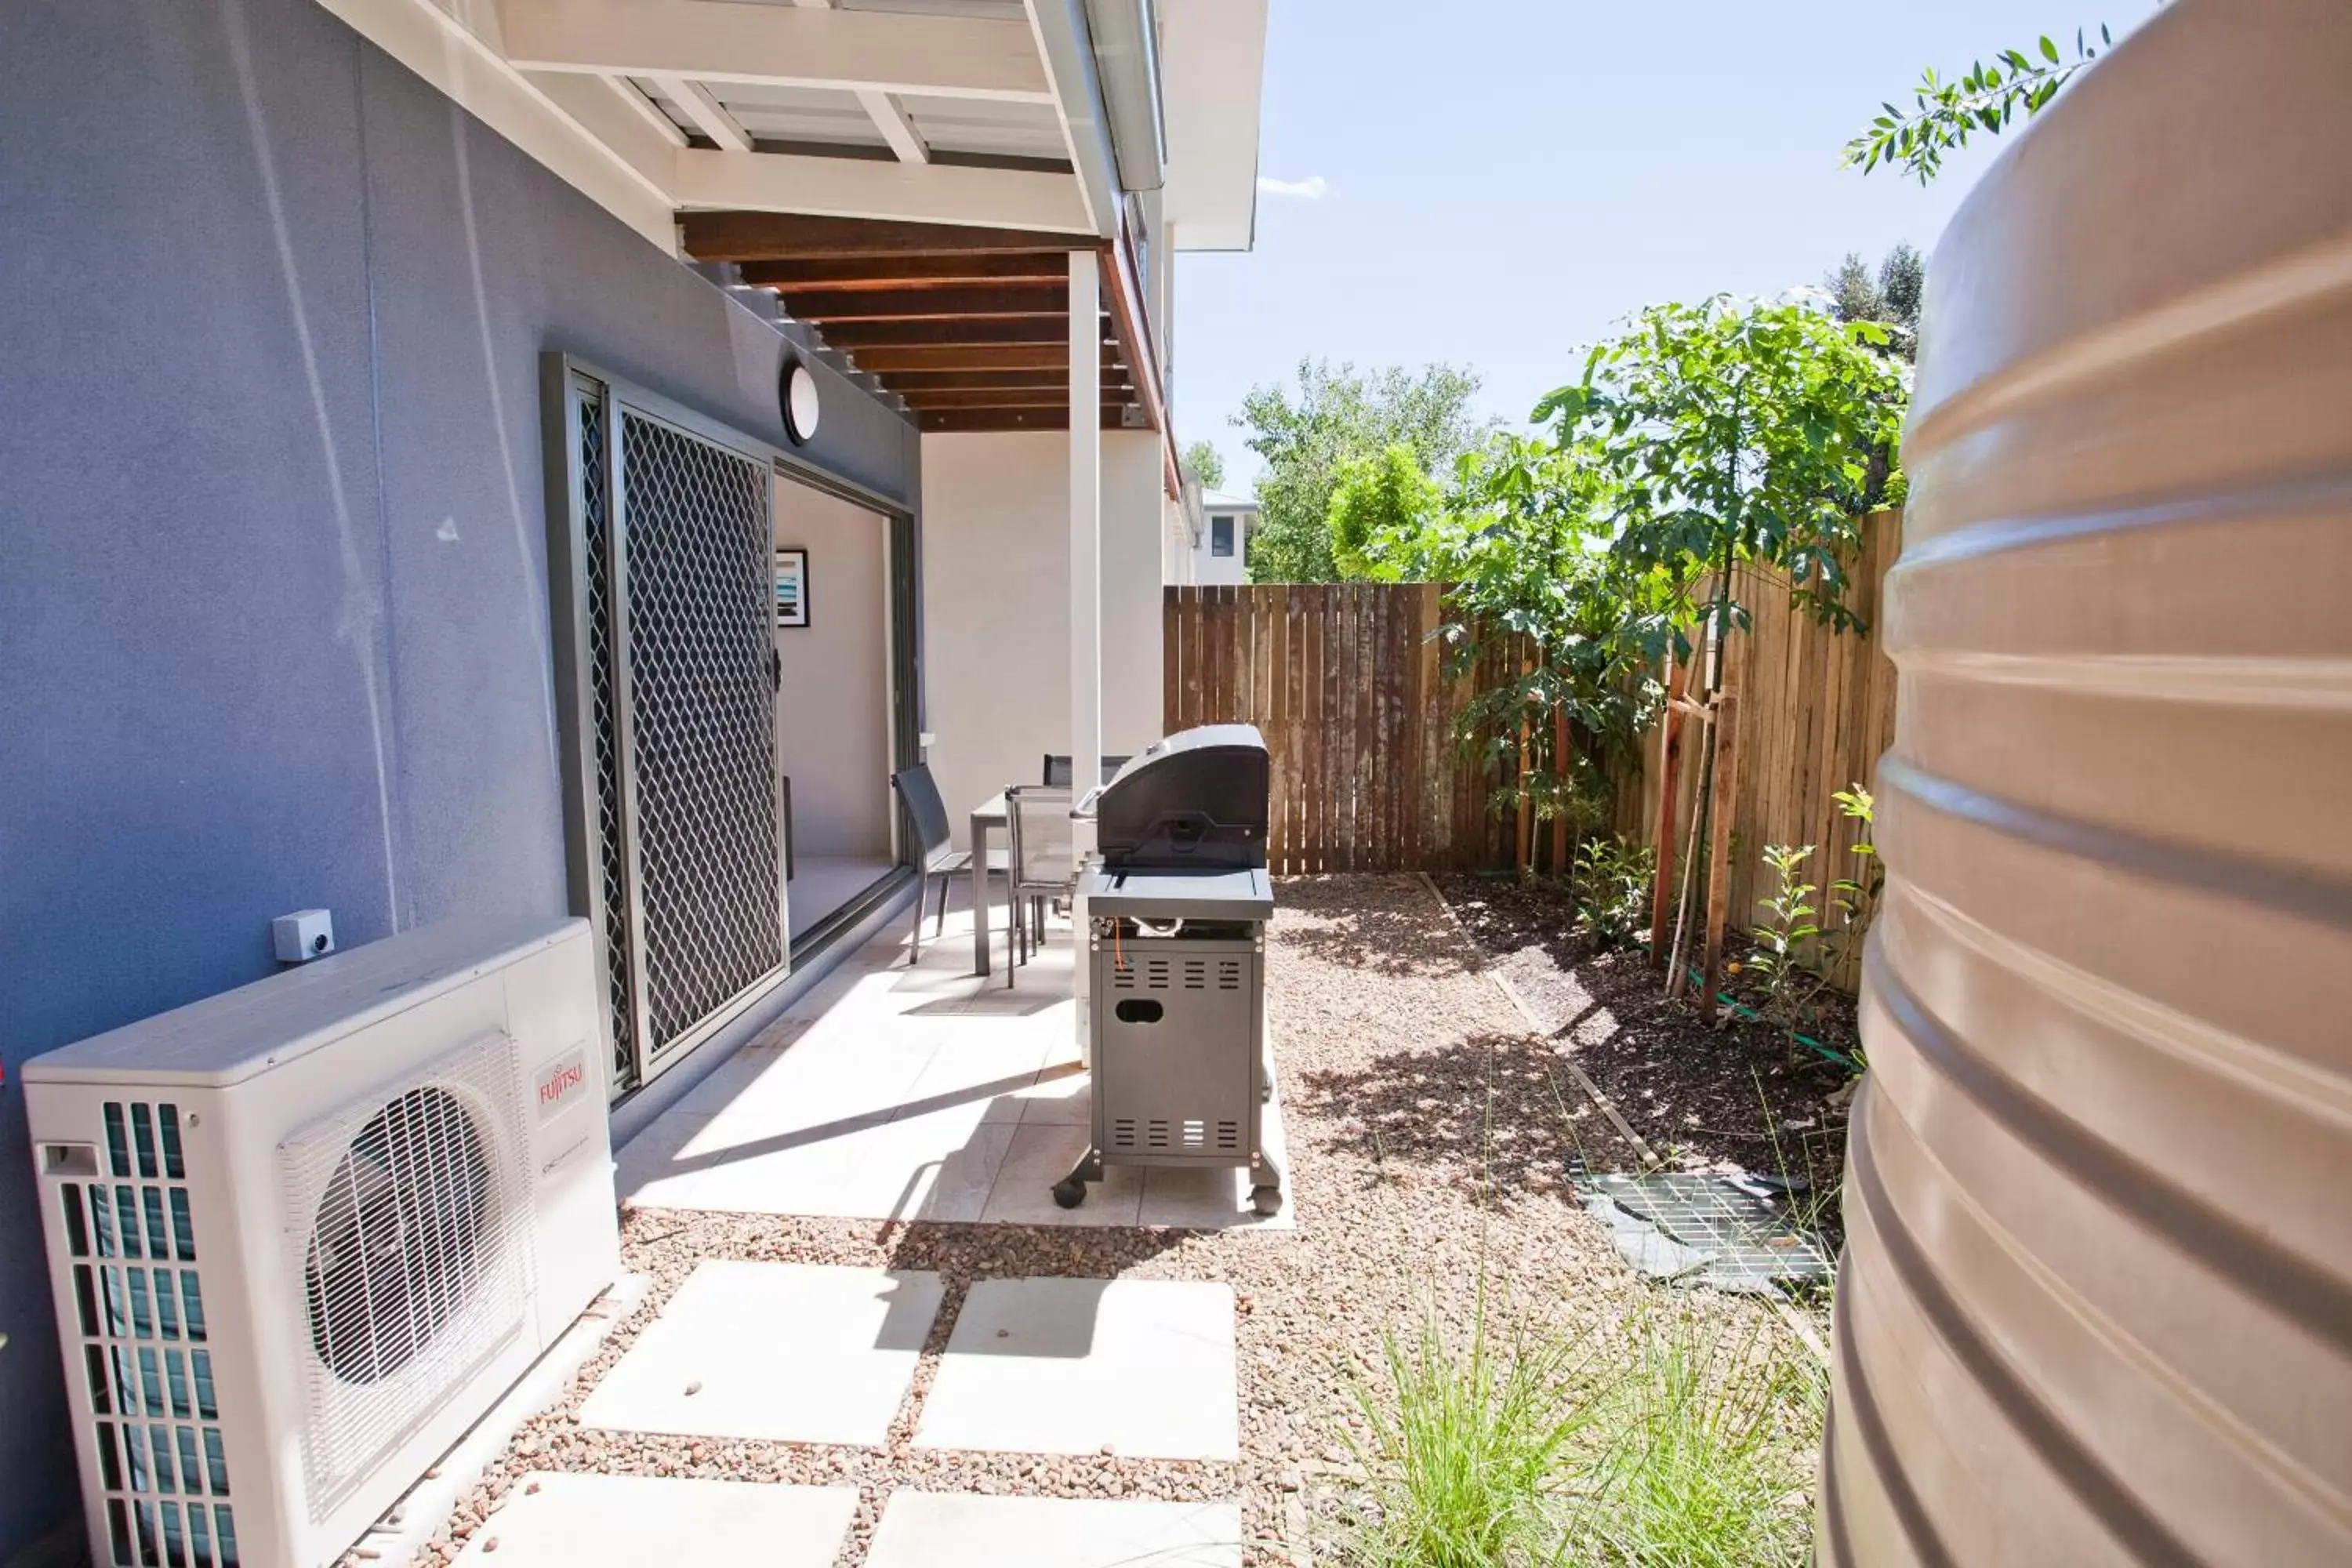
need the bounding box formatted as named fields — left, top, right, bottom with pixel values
left=1570, top=835, right=1657, bottom=950
left=1821, top=786, right=1880, bottom=980
left=1746, top=844, right=1822, bottom=1053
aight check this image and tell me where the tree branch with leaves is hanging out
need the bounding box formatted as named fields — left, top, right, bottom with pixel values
left=1845, top=26, right=2114, bottom=183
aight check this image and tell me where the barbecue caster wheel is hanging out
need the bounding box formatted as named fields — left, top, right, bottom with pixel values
left=1051, top=1178, right=1088, bottom=1210
left=1250, top=1184, right=1282, bottom=1218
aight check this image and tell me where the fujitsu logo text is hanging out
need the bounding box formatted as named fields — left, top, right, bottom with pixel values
left=539, top=1062, right=585, bottom=1105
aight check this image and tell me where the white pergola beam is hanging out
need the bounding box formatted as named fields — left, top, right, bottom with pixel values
left=789, top=0, right=931, bottom=163
left=526, top=71, right=684, bottom=191
left=672, top=148, right=1091, bottom=233
left=500, top=0, right=1054, bottom=102
left=313, top=0, right=674, bottom=249
left=655, top=75, right=753, bottom=154
left=858, top=89, right=932, bottom=165
left=601, top=74, right=690, bottom=150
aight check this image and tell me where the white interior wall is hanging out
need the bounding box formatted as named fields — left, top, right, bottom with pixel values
left=920, top=430, right=1165, bottom=848
left=774, top=477, right=893, bottom=859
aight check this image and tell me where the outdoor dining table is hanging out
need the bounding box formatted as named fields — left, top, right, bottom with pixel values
left=969, top=790, right=1007, bottom=976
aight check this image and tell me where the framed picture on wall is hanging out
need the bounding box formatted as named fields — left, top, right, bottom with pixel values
left=774, top=547, right=810, bottom=628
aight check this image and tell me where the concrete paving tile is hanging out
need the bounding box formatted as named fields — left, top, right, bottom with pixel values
left=913, top=1279, right=1238, bottom=1461
left=697, top=1031, right=940, bottom=1127
left=612, top=1110, right=713, bottom=1206
left=580, top=1261, right=942, bottom=1445
left=617, top=1106, right=883, bottom=1214
left=450, top=1473, right=858, bottom=1568
left=1138, top=1165, right=1291, bottom=1230
left=670, top=1028, right=812, bottom=1117
left=814, top=1109, right=1019, bottom=1222
left=864, top=1493, right=1241, bottom=1568
left=898, top=1031, right=1050, bottom=1123
left=980, top=1121, right=1143, bottom=1226
left=1012, top=1066, right=1091, bottom=1124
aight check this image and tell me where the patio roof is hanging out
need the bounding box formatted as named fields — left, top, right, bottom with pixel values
left=682, top=213, right=1164, bottom=451
left=331, top=0, right=1266, bottom=255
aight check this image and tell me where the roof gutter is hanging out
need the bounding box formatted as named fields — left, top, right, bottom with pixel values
left=1082, top=0, right=1167, bottom=194
left=1025, top=0, right=1121, bottom=238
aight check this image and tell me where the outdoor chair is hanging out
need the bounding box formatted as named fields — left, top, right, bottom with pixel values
left=1004, top=784, right=1076, bottom=985
left=891, top=764, right=1007, bottom=964
left=1042, top=753, right=1132, bottom=787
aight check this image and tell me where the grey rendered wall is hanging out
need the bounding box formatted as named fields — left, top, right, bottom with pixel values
left=0, top=0, right=918, bottom=1556
left=775, top=481, right=895, bottom=861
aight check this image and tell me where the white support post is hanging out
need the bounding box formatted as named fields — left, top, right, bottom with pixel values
left=1069, top=250, right=1102, bottom=798
left=1069, top=250, right=1102, bottom=1052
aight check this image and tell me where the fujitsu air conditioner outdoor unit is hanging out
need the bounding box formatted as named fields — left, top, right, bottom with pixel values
left=25, top=915, right=622, bottom=1568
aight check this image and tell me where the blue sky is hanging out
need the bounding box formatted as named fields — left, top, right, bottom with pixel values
left=1174, top=0, right=2164, bottom=483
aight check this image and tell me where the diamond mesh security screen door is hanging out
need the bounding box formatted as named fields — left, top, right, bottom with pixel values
left=550, top=365, right=789, bottom=1096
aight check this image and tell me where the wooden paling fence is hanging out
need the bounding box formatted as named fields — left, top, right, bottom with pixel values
left=1615, top=510, right=1903, bottom=990
left=1163, top=513, right=1904, bottom=967
left=1163, top=583, right=1526, bottom=873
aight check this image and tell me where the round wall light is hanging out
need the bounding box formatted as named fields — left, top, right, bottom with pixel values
left=781, top=356, right=821, bottom=445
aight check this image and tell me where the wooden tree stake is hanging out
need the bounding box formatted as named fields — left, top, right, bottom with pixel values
left=1552, top=702, right=1570, bottom=877
left=1649, top=648, right=1690, bottom=961
left=1698, top=652, right=1745, bottom=1018
left=1515, top=653, right=1534, bottom=877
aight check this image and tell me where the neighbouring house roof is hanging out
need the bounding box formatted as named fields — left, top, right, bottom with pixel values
left=1201, top=488, right=1261, bottom=513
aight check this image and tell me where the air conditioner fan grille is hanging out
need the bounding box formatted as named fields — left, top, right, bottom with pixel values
left=279, top=1031, right=531, bottom=1519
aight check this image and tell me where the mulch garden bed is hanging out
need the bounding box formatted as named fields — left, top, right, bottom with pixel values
left=1433, top=872, right=1862, bottom=1232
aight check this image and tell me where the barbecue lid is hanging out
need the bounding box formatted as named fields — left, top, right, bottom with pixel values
left=1080, top=866, right=1275, bottom=922
left=1094, top=724, right=1269, bottom=869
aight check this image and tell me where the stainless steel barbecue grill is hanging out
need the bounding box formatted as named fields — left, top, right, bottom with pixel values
left=1054, top=725, right=1283, bottom=1215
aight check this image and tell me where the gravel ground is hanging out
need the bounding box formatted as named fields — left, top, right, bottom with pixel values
left=1435, top=873, right=1860, bottom=1214
left=394, top=875, right=1798, bottom=1568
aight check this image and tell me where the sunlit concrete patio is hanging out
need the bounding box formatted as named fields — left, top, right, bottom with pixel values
left=615, top=894, right=1294, bottom=1231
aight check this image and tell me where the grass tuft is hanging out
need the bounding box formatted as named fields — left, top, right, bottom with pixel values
left=1559, top=1314, right=1820, bottom=1567
left=1338, top=1295, right=1595, bottom=1568
left=1333, top=1304, right=1821, bottom=1568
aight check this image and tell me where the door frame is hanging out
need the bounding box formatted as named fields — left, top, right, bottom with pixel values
left=542, top=352, right=919, bottom=1099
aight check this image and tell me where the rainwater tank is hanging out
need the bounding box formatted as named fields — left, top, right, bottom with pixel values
left=1820, top=2, right=2352, bottom=1563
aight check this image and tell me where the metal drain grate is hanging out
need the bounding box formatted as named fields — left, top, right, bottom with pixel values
left=1575, top=1171, right=1835, bottom=1294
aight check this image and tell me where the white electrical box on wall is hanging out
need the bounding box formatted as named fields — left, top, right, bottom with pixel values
left=271, top=909, right=335, bottom=964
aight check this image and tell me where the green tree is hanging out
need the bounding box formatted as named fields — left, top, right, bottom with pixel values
left=1233, top=361, right=1490, bottom=582
left=1180, top=438, right=1225, bottom=490
left=1374, top=434, right=1668, bottom=837
left=1824, top=242, right=1923, bottom=361
left=1327, top=444, right=1443, bottom=580
left=1845, top=27, right=2114, bottom=183
left=1537, top=296, right=1911, bottom=652
left=1537, top=296, right=1909, bottom=978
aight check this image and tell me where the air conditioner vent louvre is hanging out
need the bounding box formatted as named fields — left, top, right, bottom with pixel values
left=62, top=1102, right=241, bottom=1568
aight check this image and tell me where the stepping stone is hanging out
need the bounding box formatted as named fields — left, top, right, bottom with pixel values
left=913, top=1279, right=1237, bottom=1461
left=450, top=1473, right=856, bottom=1566
left=580, top=1261, right=941, bottom=1445
left=865, top=1491, right=1241, bottom=1568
